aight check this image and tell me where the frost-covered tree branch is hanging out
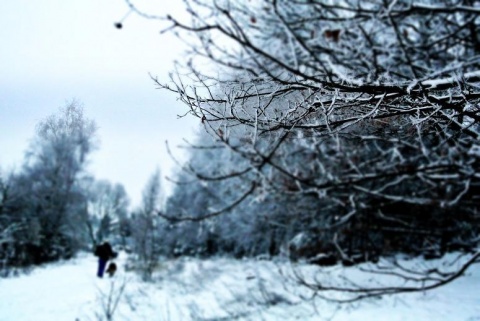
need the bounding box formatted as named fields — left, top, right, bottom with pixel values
left=127, top=0, right=480, bottom=297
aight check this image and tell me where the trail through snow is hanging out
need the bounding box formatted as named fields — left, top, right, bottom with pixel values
left=0, top=253, right=102, bottom=320
left=0, top=252, right=479, bottom=321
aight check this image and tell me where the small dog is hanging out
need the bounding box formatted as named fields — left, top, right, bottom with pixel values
left=106, top=262, right=117, bottom=277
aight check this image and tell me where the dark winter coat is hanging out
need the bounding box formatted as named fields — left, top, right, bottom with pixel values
left=94, top=242, right=115, bottom=261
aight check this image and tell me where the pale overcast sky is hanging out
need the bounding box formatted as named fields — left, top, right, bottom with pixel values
left=0, top=0, right=199, bottom=207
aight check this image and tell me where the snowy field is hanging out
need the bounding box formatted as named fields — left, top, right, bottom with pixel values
left=0, top=251, right=479, bottom=321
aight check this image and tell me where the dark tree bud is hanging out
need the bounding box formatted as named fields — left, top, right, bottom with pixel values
left=114, top=22, right=123, bottom=29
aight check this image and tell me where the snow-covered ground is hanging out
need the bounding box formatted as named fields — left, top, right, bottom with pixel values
left=0, top=251, right=479, bottom=321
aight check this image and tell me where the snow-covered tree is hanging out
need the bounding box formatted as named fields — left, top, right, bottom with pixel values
left=85, top=180, right=130, bottom=247
left=131, top=169, right=164, bottom=280
left=0, top=169, right=24, bottom=274
left=127, top=0, right=480, bottom=298
left=164, top=123, right=333, bottom=259
left=8, top=102, right=97, bottom=264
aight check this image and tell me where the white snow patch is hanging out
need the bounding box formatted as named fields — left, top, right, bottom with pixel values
left=0, top=252, right=479, bottom=321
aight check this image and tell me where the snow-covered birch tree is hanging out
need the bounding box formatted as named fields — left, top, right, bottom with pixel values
left=18, top=102, right=97, bottom=263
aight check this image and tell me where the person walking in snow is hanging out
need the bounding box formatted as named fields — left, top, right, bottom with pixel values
left=94, top=241, right=116, bottom=278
